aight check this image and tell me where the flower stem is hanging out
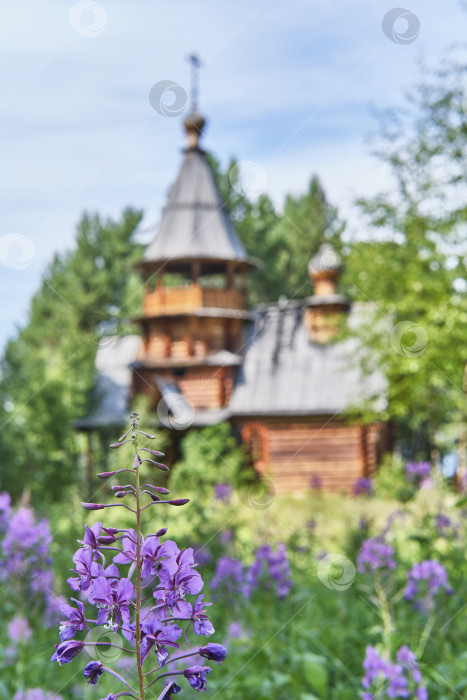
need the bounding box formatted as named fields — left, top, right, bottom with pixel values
left=134, top=428, right=145, bottom=700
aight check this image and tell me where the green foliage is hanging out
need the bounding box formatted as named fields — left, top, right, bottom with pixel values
left=0, top=208, right=143, bottom=502
left=207, top=154, right=344, bottom=303
left=342, top=54, right=467, bottom=458
left=168, top=422, right=250, bottom=494
left=373, top=453, right=415, bottom=502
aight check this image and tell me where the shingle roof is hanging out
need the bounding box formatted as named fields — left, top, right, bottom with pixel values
left=229, top=302, right=386, bottom=416
left=144, top=148, right=251, bottom=267
left=78, top=304, right=385, bottom=428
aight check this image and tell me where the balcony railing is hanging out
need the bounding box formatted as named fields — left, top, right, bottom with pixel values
left=143, top=284, right=246, bottom=316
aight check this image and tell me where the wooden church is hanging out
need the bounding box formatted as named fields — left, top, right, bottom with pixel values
left=77, top=96, right=390, bottom=493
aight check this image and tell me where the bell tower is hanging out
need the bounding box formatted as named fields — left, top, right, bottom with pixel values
left=132, top=57, right=256, bottom=424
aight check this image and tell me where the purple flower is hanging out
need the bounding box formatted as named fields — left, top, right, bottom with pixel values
left=357, top=538, right=396, bottom=574
left=79, top=522, right=103, bottom=559
left=211, top=556, right=244, bottom=596
left=246, top=544, right=292, bottom=599
left=140, top=536, right=179, bottom=579
left=88, top=576, right=134, bottom=632
left=67, top=548, right=100, bottom=592
left=199, top=643, right=227, bottom=664
left=113, top=528, right=138, bottom=567
left=83, top=661, right=104, bottom=685
left=140, top=619, right=182, bottom=666
left=362, top=645, right=427, bottom=699
left=214, top=483, right=232, bottom=503
left=183, top=666, right=211, bottom=691
left=59, top=599, right=87, bottom=641
left=406, top=461, right=431, bottom=482
left=405, top=559, right=453, bottom=610
left=227, top=621, right=245, bottom=639
left=51, top=640, right=84, bottom=665
left=352, top=478, right=373, bottom=497
left=8, top=616, right=32, bottom=642
left=14, top=691, right=63, bottom=700
left=158, top=548, right=203, bottom=607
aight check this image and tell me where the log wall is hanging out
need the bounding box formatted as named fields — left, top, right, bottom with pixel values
left=240, top=419, right=388, bottom=493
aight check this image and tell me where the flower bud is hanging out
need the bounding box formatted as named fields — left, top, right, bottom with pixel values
left=156, top=527, right=168, bottom=537
left=109, top=439, right=132, bottom=449
left=168, top=499, right=190, bottom=506
left=111, top=485, right=123, bottom=492
left=199, top=643, right=227, bottom=664
left=138, top=431, right=156, bottom=439
left=97, top=471, right=116, bottom=479
left=81, top=503, right=104, bottom=510
left=103, top=527, right=119, bottom=536
left=116, top=491, right=130, bottom=499
left=97, top=535, right=116, bottom=545
left=141, top=448, right=165, bottom=457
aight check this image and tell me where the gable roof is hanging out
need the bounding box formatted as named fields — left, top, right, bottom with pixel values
left=229, top=302, right=386, bottom=417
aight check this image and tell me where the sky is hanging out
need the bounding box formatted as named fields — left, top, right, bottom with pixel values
left=0, top=0, right=466, bottom=354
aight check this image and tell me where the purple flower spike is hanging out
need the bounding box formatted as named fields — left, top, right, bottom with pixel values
left=357, top=538, right=396, bottom=574
left=84, top=660, right=104, bottom=685
left=199, top=643, right=227, bottom=664
left=183, top=666, right=211, bottom=691
left=51, top=640, right=84, bottom=665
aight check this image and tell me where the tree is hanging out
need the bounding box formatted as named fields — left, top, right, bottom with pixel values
left=208, top=155, right=343, bottom=304
left=0, top=208, right=143, bottom=502
left=342, top=51, right=467, bottom=463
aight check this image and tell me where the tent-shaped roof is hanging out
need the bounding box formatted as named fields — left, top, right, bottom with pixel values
left=143, top=137, right=254, bottom=272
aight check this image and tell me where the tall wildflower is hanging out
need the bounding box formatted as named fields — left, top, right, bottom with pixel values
left=51, top=413, right=227, bottom=699
left=361, top=645, right=428, bottom=699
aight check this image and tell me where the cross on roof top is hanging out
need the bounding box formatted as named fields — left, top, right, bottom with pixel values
left=186, top=53, right=203, bottom=111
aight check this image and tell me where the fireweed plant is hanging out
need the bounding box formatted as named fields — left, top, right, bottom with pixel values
left=51, top=413, right=227, bottom=700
